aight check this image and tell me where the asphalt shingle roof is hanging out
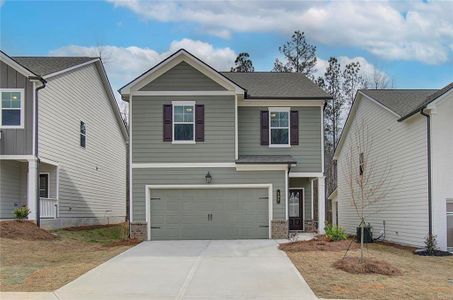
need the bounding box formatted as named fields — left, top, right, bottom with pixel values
left=221, top=72, right=331, bottom=99
left=11, top=56, right=97, bottom=76
left=360, top=89, right=438, bottom=117
left=236, top=155, right=297, bottom=164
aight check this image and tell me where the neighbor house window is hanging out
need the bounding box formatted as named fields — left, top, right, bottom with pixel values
left=80, top=121, right=86, bottom=148
left=173, top=101, right=195, bottom=142
left=359, top=152, right=364, bottom=175
left=39, top=174, right=49, bottom=198
left=269, top=108, right=290, bottom=146
left=0, top=89, right=24, bottom=128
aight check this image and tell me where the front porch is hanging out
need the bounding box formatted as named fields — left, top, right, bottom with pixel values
left=287, top=176, right=325, bottom=235
left=0, top=157, right=59, bottom=220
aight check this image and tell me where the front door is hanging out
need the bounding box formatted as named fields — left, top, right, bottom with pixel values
left=289, top=189, right=303, bottom=230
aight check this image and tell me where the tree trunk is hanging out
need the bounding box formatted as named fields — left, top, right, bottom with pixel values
left=360, top=218, right=364, bottom=263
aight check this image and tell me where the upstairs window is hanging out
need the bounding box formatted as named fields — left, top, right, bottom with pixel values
left=173, top=101, right=195, bottom=142
left=0, top=89, right=24, bottom=128
left=80, top=121, right=87, bottom=148
left=269, top=108, right=290, bottom=146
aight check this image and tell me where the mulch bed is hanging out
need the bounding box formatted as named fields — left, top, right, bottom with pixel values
left=0, top=221, right=55, bottom=240
left=414, top=249, right=452, bottom=256
left=279, top=236, right=360, bottom=252
left=333, top=257, right=402, bottom=276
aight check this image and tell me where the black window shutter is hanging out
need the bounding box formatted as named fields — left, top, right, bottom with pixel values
left=163, top=104, right=172, bottom=142
left=290, top=110, right=299, bottom=145
left=260, top=111, right=269, bottom=145
left=195, top=104, right=205, bottom=142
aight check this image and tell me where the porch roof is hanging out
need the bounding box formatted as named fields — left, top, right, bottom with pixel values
left=235, top=155, right=297, bottom=165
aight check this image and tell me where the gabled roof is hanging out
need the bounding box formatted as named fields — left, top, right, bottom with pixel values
left=221, top=72, right=331, bottom=99
left=119, top=49, right=245, bottom=97
left=12, top=56, right=98, bottom=78
left=360, top=89, right=437, bottom=118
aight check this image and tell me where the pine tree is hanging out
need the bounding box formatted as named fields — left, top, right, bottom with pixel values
left=230, top=52, right=254, bottom=72
left=342, top=62, right=366, bottom=106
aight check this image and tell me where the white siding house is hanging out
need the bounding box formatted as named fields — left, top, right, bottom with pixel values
left=333, top=84, right=452, bottom=251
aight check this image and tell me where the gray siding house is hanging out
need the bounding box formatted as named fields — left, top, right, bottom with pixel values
left=0, top=51, right=128, bottom=229
left=331, top=84, right=453, bottom=251
left=120, top=49, right=331, bottom=240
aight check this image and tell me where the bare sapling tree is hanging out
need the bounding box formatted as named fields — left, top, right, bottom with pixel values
left=342, top=119, right=392, bottom=262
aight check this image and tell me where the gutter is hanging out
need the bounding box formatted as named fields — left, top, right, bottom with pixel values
left=29, top=76, right=47, bottom=227
left=420, top=108, right=432, bottom=237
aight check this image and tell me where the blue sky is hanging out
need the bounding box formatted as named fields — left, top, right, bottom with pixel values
left=1, top=0, right=452, bottom=95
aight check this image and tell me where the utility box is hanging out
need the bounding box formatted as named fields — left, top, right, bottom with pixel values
left=356, top=226, right=373, bottom=243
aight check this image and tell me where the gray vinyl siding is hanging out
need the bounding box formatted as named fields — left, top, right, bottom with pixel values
left=0, top=160, right=27, bottom=218
left=139, top=62, right=226, bottom=91
left=132, top=95, right=235, bottom=163
left=0, top=61, right=34, bottom=155
left=238, top=106, right=322, bottom=172
left=38, top=63, right=126, bottom=219
left=290, top=177, right=312, bottom=221
left=336, top=95, right=428, bottom=247
left=132, top=168, right=286, bottom=222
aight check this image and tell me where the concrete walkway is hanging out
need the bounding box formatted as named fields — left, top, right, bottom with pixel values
left=2, top=240, right=317, bottom=300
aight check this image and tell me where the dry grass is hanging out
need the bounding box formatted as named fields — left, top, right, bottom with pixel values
left=0, top=223, right=139, bottom=292
left=285, top=242, right=453, bottom=300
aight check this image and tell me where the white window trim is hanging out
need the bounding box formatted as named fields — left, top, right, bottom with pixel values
left=80, top=121, right=87, bottom=149
left=39, top=172, right=50, bottom=199
left=269, top=107, right=290, bottom=148
left=0, top=88, right=25, bottom=129
left=172, top=101, right=196, bottom=144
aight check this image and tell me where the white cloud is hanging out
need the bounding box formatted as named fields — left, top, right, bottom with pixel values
left=107, top=0, right=453, bottom=64
left=49, top=39, right=237, bottom=100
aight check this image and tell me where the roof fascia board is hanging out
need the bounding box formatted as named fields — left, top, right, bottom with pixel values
left=94, top=61, right=129, bottom=141
left=121, top=50, right=244, bottom=95
left=43, top=58, right=100, bottom=79
left=399, top=87, right=453, bottom=121
left=0, top=51, right=37, bottom=77
left=427, top=88, right=452, bottom=108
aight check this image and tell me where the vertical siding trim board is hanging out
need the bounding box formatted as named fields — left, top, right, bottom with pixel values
left=235, top=94, right=238, bottom=160
left=129, top=94, right=133, bottom=223
left=144, top=184, right=273, bottom=241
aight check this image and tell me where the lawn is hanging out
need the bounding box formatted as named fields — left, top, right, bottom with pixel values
left=0, top=222, right=139, bottom=292
left=283, top=241, right=453, bottom=300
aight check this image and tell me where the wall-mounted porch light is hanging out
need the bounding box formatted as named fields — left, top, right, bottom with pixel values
left=205, top=172, right=212, bottom=184
left=276, top=189, right=281, bottom=204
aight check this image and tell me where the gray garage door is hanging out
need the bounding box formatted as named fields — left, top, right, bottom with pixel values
left=150, top=188, right=269, bottom=240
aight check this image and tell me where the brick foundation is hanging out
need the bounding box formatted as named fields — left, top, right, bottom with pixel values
left=271, top=220, right=289, bottom=239
left=130, top=222, right=147, bottom=240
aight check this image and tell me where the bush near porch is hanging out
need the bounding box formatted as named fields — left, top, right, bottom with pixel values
left=281, top=238, right=453, bottom=300
left=0, top=221, right=139, bottom=292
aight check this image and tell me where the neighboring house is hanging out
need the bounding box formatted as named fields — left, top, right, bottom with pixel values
left=331, top=83, right=453, bottom=251
left=0, top=51, right=128, bottom=229
left=119, top=49, right=331, bottom=241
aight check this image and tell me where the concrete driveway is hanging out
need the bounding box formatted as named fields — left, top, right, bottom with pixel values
left=54, top=240, right=317, bottom=300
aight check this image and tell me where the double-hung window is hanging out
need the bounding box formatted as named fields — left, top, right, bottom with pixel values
left=80, top=121, right=87, bottom=148
left=0, top=89, right=24, bottom=128
left=269, top=108, right=290, bottom=146
left=173, top=101, right=195, bottom=143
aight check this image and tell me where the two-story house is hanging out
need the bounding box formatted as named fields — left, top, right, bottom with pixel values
left=0, top=50, right=128, bottom=229
left=120, top=49, right=331, bottom=240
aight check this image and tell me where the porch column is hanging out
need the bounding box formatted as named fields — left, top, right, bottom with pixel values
left=27, top=159, right=38, bottom=220
left=318, top=176, right=326, bottom=234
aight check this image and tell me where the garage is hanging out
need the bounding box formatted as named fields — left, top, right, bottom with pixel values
left=148, top=187, right=270, bottom=240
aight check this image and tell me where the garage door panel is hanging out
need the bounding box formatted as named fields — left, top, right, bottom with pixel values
left=150, top=188, right=269, bottom=240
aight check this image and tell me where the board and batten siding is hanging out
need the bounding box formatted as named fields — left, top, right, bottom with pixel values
left=0, top=61, right=34, bottom=155
left=132, top=95, right=235, bottom=163
left=238, top=106, right=322, bottom=172
left=336, top=96, right=428, bottom=247
left=38, top=63, right=126, bottom=219
left=0, top=160, right=27, bottom=218
left=132, top=168, right=286, bottom=222
left=139, top=62, right=226, bottom=91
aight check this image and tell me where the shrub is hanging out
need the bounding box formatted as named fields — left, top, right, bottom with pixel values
left=14, top=207, right=31, bottom=220
left=425, top=234, right=438, bottom=255
left=325, top=224, right=348, bottom=241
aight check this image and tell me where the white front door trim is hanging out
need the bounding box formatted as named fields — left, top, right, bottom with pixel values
left=145, top=183, right=273, bottom=241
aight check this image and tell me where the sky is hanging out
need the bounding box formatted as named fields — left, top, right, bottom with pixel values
left=1, top=0, right=452, bottom=100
